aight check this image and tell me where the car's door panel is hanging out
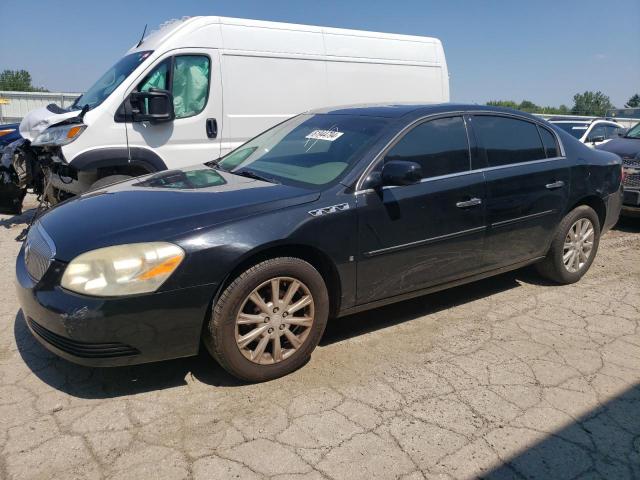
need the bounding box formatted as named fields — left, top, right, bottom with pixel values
left=355, top=115, right=487, bottom=304
left=356, top=173, right=486, bottom=303
left=470, top=115, right=570, bottom=267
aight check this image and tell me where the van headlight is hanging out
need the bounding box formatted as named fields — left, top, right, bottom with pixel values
left=61, top=242, right=185, bottom=297
left=31, top=124, right=87, bottom=147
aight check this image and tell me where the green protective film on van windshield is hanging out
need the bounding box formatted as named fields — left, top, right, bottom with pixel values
left=173, top=55, right=210, bottom=118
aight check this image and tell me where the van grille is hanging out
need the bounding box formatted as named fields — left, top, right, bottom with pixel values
left=24, top=223, right=55, bottom=282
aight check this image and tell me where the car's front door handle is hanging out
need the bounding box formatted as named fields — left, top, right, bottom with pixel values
left=206, top=118, right=218, bottom=139
left=456, top=198, right=482, bottom=208
left=546, top=181, right=565, bottom=190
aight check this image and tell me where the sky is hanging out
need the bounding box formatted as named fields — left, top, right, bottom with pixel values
left=1, top=0, right=639, bottom=108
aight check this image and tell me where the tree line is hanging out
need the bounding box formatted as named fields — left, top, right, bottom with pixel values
left=0, top=69, right=48, bottom=92
left=487, top=92, right=640, bottom=117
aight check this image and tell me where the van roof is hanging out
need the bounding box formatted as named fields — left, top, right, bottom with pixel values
left=132, top=16, right=443, bottom=54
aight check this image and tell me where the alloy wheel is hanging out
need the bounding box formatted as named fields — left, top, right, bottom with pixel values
left=563, top=218, right=595, bottom=273
left=235, top=277, right=315, bottom=365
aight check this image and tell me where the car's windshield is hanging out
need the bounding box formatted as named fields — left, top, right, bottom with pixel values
left=72, top=51, right=153, bottom=110
left=551, top=122, right=589, bottom=139
left=215, top=114, right=389, bottom=189
left=625, top=122, right=640, bottom=138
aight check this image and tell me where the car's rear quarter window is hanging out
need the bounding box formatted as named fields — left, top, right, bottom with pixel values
left=538, top=126, right=559, bottom=158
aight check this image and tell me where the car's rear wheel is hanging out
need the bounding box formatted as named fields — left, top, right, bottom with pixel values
left=535, top=205, right=600, bottom=284
left=204, top=257, right=329, bottom=382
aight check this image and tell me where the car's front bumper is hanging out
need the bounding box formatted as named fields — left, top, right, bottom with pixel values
left=15, top=246, right=215, bottom=367
left=622, top=187, right=640, bottom=216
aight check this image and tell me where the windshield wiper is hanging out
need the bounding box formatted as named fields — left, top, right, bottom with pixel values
left=233, top=169, right=279, bottom=184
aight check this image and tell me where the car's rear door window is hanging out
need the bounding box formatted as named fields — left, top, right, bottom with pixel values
left=384, top=116, right=470, bottom=178
left=473, top=115, right=546, bottom=166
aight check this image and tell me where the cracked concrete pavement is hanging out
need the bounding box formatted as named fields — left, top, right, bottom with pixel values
left=1, top=200, right=639, bottom=479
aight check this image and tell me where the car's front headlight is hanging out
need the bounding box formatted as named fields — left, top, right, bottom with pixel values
left=31, top=123, right=86, bottom=147
left=61, top=242, right=185, bottom=297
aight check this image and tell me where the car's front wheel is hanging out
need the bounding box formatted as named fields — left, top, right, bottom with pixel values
left=204, top=257, right=329, bottom=382
left=536, top=205, right=601, bottom=284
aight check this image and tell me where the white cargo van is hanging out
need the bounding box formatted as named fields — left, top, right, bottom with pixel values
left=10, top=16, right=449, bottom=206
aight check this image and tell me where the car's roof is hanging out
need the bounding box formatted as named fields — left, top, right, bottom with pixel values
left=308, top=103, right=541, bottom=120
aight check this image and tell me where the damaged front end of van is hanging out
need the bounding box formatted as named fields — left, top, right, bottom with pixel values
left=0, top=104, right=88, bottom=214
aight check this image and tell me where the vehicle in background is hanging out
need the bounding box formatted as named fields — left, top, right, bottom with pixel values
left=0, top=124, right=21, bottom=148
left=1, top=16, right=449, bottom=213
left=16, top=104, right=622, bottom=381
left=549, top=118, right=625, bottom=147
left=597, top=121, right=640, bottom=217
left=0, top=124, right=24, bottom=214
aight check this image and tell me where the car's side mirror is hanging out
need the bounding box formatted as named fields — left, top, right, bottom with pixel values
left=381, top=160, right=423, bottom=186
left=589, top=135, right=605, bottom=144
left=129, top=88, right=175, bottom=123
left=617, top=129, right=627, bottom=137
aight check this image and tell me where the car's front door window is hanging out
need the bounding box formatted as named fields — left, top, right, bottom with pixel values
left=384, top=116, right=471, bottom=178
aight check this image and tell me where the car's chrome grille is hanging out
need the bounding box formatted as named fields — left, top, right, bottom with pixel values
left=24, top=223, right=56, bottom=282
left=623, top=158, right=640, bottom=189
left=625, top=173, right=640, bottom=188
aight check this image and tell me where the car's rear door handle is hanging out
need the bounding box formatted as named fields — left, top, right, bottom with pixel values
left=545, top=181, right=565, bottom=190
left=206, top=118, right=218, bottom=139
left=456, top=198, right=482, bottom=208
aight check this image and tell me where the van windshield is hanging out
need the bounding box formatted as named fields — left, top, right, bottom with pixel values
left=215, top=114, right=390, bottom=189
left=72, top=51, right=153, bottom=110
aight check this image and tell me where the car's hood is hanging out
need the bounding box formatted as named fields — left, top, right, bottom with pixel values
left=39, top=166, right=320, bottom=261
left=596, top=137, right=640, bottom=159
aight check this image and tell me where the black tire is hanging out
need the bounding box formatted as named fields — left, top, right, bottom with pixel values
left=535, top=205, right=601, bottom=284
left=204, top=257, right=329, bottom=382
left=89, top=174, right=133, bottom=191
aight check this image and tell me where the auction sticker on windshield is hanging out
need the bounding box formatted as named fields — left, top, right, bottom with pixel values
left=305, top=130, right=344, bottom=141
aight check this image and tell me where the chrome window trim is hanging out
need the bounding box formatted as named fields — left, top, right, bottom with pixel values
left=354, top=156, right=567, bottom=195
left=354, top=110, right=566, bottom=194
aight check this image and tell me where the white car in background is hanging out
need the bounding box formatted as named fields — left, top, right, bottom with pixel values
left=549, top=118, right=625, bottom=147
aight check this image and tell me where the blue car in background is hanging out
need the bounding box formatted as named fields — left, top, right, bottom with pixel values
left=0, top=123, right=21, bottom=147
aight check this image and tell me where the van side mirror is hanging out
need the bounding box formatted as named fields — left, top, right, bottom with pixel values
left=381, top=160, right=423, bottom=186
left=589, top=135, right=605, bottom=144
left=129, top=88, right=175, bottom=123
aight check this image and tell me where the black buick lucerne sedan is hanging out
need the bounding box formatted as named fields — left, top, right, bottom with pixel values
left=16, top=104, right=622, bottom=381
